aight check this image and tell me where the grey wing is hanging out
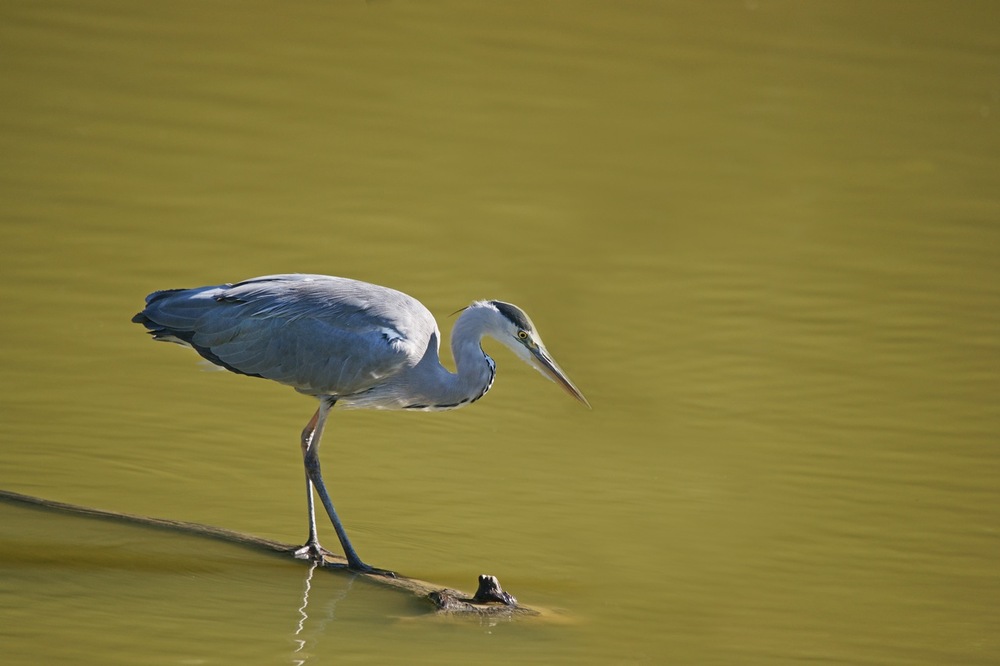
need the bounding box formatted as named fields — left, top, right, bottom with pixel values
left=133, top=274, right=437, bottom=397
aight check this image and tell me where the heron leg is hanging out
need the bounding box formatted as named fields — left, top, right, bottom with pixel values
left=299, top=397, right=396, bottom=578
left=294, top=407, right=331, bottom=562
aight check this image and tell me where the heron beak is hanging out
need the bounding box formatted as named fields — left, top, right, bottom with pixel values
left=531, top=345, right=591, bottom=408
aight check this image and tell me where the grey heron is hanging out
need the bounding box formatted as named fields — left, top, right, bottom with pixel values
left=132, top=273, right=588, bottom=576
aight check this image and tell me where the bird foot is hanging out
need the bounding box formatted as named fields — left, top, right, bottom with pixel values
left=294, top=543, right=396, bottom=577
left=347, top=560, right=397, bottom=578
left=293, top=541, right=335, bottom=563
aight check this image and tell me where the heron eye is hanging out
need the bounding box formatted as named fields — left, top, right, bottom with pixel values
left=517, top=330, right=528, bottom=340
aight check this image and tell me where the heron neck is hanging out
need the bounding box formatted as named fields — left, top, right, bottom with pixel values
left=447, top=341, right=495, bottom=406
left=381, top=308, right=495, bottom=411
left=441, top=306, right=499, bottom=407
left=389, top=306, right=498, bottom=410
left=432, top=307, right=496, bottom=405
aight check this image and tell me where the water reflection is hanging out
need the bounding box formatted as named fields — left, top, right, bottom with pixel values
left=0, top=492, right=423, bottom=663
left=291, top=563, right=363, bottom=664
left=291, top=561, right=318, bottom=664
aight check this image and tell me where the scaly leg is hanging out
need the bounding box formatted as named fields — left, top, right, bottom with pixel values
left=297, top=397, right=395, bottom=577
left=294, top=407, right=330, bottom=561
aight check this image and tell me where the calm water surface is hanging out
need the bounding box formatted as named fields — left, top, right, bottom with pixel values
left=1, top=1, right=998, bottom=664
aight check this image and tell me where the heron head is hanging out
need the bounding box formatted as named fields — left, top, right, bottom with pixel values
left=485, top=300, right=590, bottom=408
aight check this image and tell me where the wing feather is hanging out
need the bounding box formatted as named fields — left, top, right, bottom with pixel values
left=134, top=274, right=436, bottom=396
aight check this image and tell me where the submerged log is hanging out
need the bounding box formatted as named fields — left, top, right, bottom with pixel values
left=0, top=489, right=541, bottom=618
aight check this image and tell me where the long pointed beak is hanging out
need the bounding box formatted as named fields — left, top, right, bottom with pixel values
left=531, top=346, right=591, bottom=409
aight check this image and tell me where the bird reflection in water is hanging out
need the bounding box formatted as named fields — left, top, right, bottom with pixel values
left=290, top=561, right=356, bottom=664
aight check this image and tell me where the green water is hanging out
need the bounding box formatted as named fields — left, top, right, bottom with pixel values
left=1, top=1, right=998, bottom=663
